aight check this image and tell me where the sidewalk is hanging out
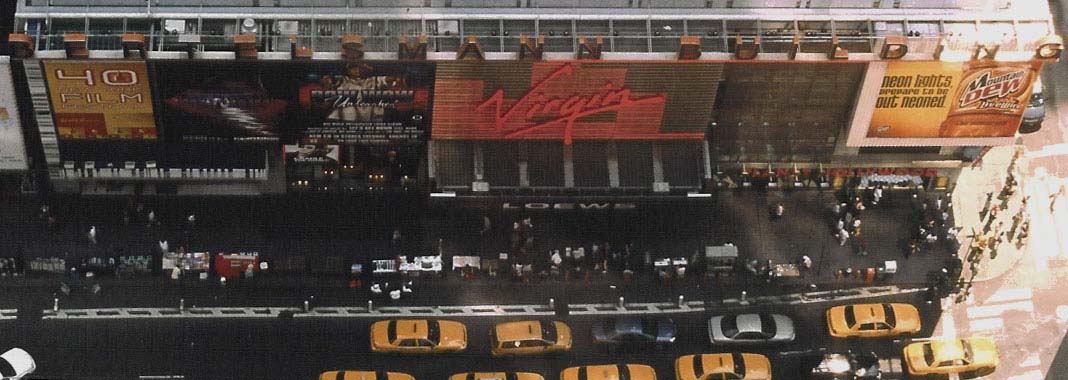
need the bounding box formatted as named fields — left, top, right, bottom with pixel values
left=0, top=188, right=955, bottom=310
left=952, top=145, right=1032, bottom=283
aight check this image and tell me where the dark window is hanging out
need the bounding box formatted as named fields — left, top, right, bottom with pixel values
left=734, top=331, right=765, bottom=340
left=641, top=318, right=659, bottom=336
left=883, top=304, right=897, bottom=328
left=844, top=306, right=857, bottom=328
left=858, top=323, right=878, bottom=331
left=923, top=344, right=936, bottom=365
left=720, top=316, right=739, bottom=338
left=759, top=314, right=777, bottom=336
left=518, top=340, right=548, bottom=348
left=426, top=321, right=440, bottom=345
left=540, top=321, right=558, bottom=344
left=387, top=321, right=397, bottom=343
left=398, top=339, right=419, bottom=347
left=731, top=352, right=746, bottom=378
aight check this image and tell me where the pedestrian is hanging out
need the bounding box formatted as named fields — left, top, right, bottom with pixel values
left=836, top=218, right=845, bottom=233
left=873, top=186, right=883, bottom=206
left=87, top=226, right=97, bottom=245
left=935, top=196, right=943, bottom=211
left=147, top=210, right=157, bottom=227
left=844, top=212, right=854, bottom=226
left=838, top=228, right=850, bottom=246
left=852, top=218, right=862, bottom=236
left=479, top=215, right=491, bottom=236
left=187, top=213, right=196, bottom=227
left=800, top=255, right=812, bottom=270
left=770, top=203, right=784, bottom=220
left=244, top=264, right=254, bottom=279
left=832, top=202, right=842, bottom=215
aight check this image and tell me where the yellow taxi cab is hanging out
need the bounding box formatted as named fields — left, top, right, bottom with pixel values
left=826, top=303, right=921, bottom=338
left=904, top=337, right=998, bottom=376
left=560, top=364, right=656, bottom=380
left=370, top=319, right=468, bottom=353
left=449, top=372, right=545, bottom=380
left=489, top=320, right=572, bottom=357
left=319, top=371, right=415, bottom=380
left=674, top=353, right=771, bottom=380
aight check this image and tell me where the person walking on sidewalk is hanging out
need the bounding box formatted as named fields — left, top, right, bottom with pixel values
left=87, top=226, right=97, bottom=245
left=838, top=228, right=850, bottom=246
left=852, top=218, right=862, bottom=237
left=873, top=186, right=884, bottom=206
left=769, top=203, right=784, bottom=220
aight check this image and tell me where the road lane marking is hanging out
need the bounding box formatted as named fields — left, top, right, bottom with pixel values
left=942, top=310, right=957, bottom=339
left=966, top=300, right=1035, bottom=319
left=1020, top=353, right=1041, bottom=368
left=967, top=317, right=1004, bottom=332
left=985, top=288, right=1033, bottom=304
left=1007, top=370, right=1045, bottom=380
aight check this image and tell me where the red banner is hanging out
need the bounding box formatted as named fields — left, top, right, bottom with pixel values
left=432, top=61, right=721, bottom=144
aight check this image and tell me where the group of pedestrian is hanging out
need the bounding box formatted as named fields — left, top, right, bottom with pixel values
left=831, top=194, right=867, bottom=248
left=904, top=192, right=953, bottom=259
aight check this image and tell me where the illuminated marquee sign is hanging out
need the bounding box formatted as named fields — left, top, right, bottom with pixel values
left=432, top=61, right=720, bottom=144
left=42, top=60, right=157, bottom=140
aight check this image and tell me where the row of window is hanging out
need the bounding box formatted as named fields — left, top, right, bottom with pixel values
left=18, top=17, right=1048, bottom=54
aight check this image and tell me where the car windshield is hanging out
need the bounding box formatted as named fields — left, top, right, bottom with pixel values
left=882, top=304, right=897, bottom=328
left=1030, top=93, right=1044, bottom=106
left=641, top=318, right=659, bottom=336
left=426, top=321, right=440, bottom=345
left=923, top=344, right=936, bottom=366
left=844, top=306, right=857, bottom=328
left=721, top=316, right=739, bottom=338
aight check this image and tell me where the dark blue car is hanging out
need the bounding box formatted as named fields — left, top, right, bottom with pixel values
left=591, top=317, right=677, bottom=350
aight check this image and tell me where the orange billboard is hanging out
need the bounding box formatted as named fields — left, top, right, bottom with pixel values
left=43, top=60, right=157, bottom=139
left=866, top=60, right=1039, bottom=139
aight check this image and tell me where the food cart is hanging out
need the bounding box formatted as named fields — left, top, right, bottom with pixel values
left=705, top=244, right=738, bottom=277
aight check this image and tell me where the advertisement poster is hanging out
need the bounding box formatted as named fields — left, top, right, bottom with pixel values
left=299, top=61, right=433, bottom=145
left=284, top=144, right=340, bottom=165
left=42, top=60, right=157, bottom=140
left=153, top=61, right=432, bottom=146
left=0, top=60, right=29, bottom=170
left=866, top=60, right=1039, bottom=138
left=432, top=62, right=721, bottom=144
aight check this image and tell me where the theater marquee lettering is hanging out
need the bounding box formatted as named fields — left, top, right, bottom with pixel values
left=742, top=167, right=940, bottom=177
left=502, top=202, right=638, bottom=211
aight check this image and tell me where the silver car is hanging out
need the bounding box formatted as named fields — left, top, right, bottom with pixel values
left=708, top=313, right=796, bottom=344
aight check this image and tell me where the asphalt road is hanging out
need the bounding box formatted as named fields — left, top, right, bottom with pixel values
left=0, top=291, right=940, bottom=380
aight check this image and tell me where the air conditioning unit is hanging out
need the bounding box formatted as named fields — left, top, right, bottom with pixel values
left=472, top=181, right=490, bottom=192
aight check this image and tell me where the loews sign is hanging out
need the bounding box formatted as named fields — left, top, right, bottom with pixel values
left=502, top=202, right=638, bottom=211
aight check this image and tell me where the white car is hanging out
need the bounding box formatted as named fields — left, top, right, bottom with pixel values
left=0, top=348, right=35, bottom=380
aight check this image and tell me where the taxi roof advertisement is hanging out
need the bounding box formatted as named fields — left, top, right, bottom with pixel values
left=848, top=59, right=1042, bottom=147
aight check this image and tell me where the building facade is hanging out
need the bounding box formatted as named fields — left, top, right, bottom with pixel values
left=3, top=0, right=1061, bottom=196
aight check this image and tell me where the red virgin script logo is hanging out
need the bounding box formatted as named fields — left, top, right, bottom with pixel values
left=474, top=63, right=666, bottom=145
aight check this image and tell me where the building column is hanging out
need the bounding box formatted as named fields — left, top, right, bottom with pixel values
left=473, top=142, right=485, bottom=182
left=563, top=143, right=575, bottom=188
left=607, top=141, right=620, bottom=188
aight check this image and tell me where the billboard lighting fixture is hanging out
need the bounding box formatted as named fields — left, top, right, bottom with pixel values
left=430, top=192, right=458, bottom=198
left=687, top=193, right=712, bottom=198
